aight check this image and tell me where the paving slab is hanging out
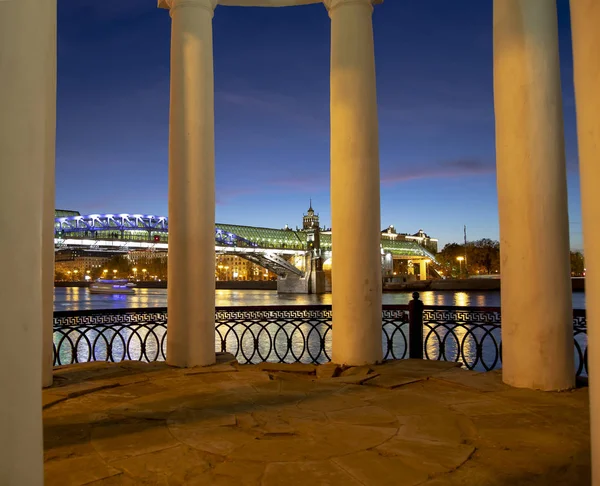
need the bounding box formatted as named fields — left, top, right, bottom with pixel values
left=44, top=453, right=122, bottom=486
left=184, top=363, right=238, bottom=375
left=91, top=419, right=179, bottom=463
left=432, top=368, right=510, bottom=392
left=377, top=437, right=475, bottom=473
left=263, top=460, right=362, bottom=486
left=109, top=444, right=217, bottom=483
left=332, top=450, right=430, bottom=486
left=365, top=374, right=424, bottom=389
left=257, top=362, right=316, bottom=374
left=316, top=362, right=341, bottom=379
left=326, top=405, right=398, bottom=427
left=43, top=359, right=590, bottom=485
left=339, top=365, right=372, bottom=377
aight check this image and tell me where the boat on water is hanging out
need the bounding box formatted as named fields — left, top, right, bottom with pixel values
left=89, top=279, right=136, bottom=295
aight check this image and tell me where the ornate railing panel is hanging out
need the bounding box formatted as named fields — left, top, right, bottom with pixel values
left=573, top=309, right=588, bottom=376
left=214, top=307, right=331, bottom=364
left=53, top=304, right=588, bottom=376
left=382, top=308, right=409, bottom=360
left=53, top=308, right=167, bottom=365
left=422, top=307, right=502, bottom=371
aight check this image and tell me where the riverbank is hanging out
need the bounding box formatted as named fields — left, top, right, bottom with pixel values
left=383, top=278, right=585, bottom=292
left=56, top=278, right=585, bottom=292
left=55, top=280, right=278, bottom=290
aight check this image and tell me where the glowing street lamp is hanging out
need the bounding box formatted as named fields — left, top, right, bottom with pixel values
left=456, top=256, right=464, bottom=276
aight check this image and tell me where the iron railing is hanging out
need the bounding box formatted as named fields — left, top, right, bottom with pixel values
left=53, top=300, right=588, bottom=376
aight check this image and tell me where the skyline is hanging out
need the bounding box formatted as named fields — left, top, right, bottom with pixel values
left=56, top=0, right=583, bottom=249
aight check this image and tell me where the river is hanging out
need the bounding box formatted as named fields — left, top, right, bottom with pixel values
left=53, top=287, right=587, bottom=311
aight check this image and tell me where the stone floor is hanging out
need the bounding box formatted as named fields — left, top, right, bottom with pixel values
left=43, top=356, right=590, bottom=486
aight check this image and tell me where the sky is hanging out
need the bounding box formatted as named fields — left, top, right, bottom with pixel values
left=55, top=0, right=583, bottom=249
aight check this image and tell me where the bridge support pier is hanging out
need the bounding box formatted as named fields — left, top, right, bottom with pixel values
left=277, top=253, right=326, bottom=294
left=570, top=1, right=600, bottom=481
left=0, top=0, right=56, bottom=482
left=162, top=0, right=217, bottom=367
left=329, top=0, right=383, bottom=366
left=493, top=0, right=574, bottom=391
left=419, top=260, right=428, bottom=281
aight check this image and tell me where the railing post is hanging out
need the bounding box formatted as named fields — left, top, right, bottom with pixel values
left=408, top=292, right=424, bottom=359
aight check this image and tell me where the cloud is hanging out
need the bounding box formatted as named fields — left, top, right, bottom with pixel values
left=381, top=159, right=495, bottom=185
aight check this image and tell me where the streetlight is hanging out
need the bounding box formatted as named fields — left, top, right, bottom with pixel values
left=73, top=269, right=79, bottom=280
left=133, top=267, right=138, bottom=280
left=142, top=269, right=147, bottom=281
left=456, top=256, right=464, bottom=277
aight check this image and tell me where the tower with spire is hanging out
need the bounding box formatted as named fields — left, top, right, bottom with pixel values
left=302, top=199, right=319, bottom=230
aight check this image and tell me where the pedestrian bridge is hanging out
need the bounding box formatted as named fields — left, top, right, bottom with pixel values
left=54, top=213, right=437, bottom=277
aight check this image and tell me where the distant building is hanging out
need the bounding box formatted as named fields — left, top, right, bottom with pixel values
left=381, top=225, right=438, bottom=253
left=54, top=209, right=80, bottom=218
left=54, top=248, right=117, bottom=278
left=215, top=254, right=277, bottom=281
left=302, top=200, right=319, bottom=230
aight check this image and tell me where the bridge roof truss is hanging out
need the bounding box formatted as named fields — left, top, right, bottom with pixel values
left=56, top=214, right=168, bottom=233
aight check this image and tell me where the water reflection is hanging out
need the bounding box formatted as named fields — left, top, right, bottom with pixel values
left=54, top=287, right=586, bottom=311
left=455, top=292, right=469, bottom=307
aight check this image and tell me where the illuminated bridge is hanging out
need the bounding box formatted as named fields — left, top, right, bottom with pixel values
left=54, top=212, right=437, bottom=278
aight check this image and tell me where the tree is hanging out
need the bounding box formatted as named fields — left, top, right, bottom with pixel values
left=436, top=243, right=465, bottom=278
left=104, top=255, right=131, bottom=278
left=436, top=239, right=500, bottom=277
left=570, top=251, right=585, bottom=276
left=468, top=239, right=500, bottom=275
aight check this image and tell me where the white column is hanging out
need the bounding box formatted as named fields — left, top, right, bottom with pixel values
left=328, top=0, right=382, bottom=365
left=43, top=6, right=58, bottom=389
left=160, top=0, right=217, bottom=367
left=419, top=260, right=427, bottom=281
left=570, top=0, right=600, bottom=480
left=0, top=0, right=56, bottom=483
left=493, top=0, right=574, bottom=390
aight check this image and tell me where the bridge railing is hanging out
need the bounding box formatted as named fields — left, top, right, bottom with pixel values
left=52, top=300, right=588, bottom=376
left=55, top=231, right=307, bottom=250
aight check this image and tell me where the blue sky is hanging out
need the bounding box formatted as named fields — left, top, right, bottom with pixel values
left=55, top=0, right=583, bottom=249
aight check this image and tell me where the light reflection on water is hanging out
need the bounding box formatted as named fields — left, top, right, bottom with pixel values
left=54, top=287, right=587, bottom=311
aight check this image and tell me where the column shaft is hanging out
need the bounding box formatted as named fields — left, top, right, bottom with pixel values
left=493, top=0, right=574, bottom=390
left=0, top=0, right=56, bottom=482
left=329, top=0, right=382, bottom=365
left=43, top=5, right=58, bottom=388
left=166, top=0, right=217, bottom=367
left=570, top=0, right=600, bottom=479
